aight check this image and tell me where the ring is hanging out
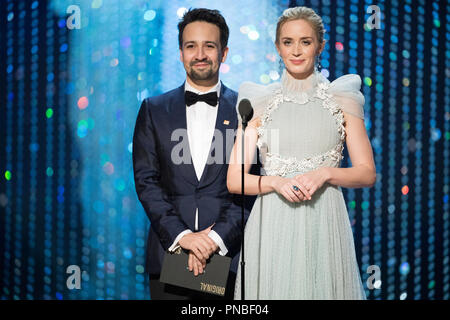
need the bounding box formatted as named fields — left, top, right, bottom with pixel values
left=292, top=185, right=299, bottom=192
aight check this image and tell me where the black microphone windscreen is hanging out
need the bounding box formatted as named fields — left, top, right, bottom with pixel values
left=238, top=98, right=254, bottom=123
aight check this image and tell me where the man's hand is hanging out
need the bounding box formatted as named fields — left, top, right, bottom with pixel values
left=179, top=224, right=218, bottom=266
left=188, top=251, right=206, bottom=276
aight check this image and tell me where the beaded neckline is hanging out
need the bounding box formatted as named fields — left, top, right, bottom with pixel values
left=256, top=72, right=347, bottom=177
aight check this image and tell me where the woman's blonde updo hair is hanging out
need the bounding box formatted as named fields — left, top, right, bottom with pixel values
left=275, top=6, right=325, bottom=47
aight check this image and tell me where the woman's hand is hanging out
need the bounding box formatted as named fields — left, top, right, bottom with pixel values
left=272, top=176, right=312, bottom=203
left=293, top=167, right=330, bottom=199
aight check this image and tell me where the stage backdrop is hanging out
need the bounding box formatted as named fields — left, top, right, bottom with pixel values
left=0, top=0, right=448, bottom=300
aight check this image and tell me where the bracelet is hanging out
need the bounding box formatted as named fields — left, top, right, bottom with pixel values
left=258, top=176, right=262, bottom=194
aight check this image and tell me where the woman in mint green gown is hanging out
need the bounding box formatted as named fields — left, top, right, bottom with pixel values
left=227, top=7, right=376, bottom=300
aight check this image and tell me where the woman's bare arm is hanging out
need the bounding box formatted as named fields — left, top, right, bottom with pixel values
left=323, top=112, right=376, bottom=188
left=227, top=120, right=282, bottom=195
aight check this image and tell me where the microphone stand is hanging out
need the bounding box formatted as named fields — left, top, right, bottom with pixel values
left=238, top=99, right=252, bottom=300
left=240, top=118, right=248, bottom=301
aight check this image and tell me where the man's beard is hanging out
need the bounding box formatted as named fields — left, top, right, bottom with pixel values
left=188, top=61, right=216, bottom=81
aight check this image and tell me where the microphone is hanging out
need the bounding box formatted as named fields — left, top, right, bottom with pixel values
left=238, top=98, right=254, bottom=126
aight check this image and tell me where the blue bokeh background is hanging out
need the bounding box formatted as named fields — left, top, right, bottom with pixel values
left=0, top=0, right=449, bottom=300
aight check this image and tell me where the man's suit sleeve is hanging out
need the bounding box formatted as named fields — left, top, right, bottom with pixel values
left=132, top=98, right=189, bottom=250
left=210, top=91, right=258, bottom=258
left=211, top=108, right=258, bottom=257
left=211, top=192, right=254, bottom=258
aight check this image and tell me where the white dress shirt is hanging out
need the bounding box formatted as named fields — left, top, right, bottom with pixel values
left=168, top=80, right=228, bottom=256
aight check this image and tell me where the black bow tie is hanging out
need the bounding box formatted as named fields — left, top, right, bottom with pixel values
left=185, top=91, right=218, bottom=107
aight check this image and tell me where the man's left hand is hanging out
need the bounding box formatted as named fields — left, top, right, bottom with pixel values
left=183, top=224, right=218, bottom=274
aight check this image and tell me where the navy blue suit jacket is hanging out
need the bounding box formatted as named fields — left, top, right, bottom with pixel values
left=132, top=82, right=258, bottom=275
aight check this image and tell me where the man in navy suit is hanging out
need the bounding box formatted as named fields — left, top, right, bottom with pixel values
left=132, top=8, right=257, bottom=299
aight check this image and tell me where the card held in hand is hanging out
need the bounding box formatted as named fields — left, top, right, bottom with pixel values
left=159, top=247, right=232, bottom=296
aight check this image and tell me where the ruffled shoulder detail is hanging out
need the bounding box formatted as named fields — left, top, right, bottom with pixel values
left=236, top=81, right=280, bottom=126
left=327, top=74, right=365, bottom=120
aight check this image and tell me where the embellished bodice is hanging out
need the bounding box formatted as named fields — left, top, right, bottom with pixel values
left=236, top=69, right=365, bottom=177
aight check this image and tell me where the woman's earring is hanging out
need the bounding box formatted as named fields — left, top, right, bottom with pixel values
left=316, top=55, right=322, bottom=72
left=278, top=58, right=285, bottom=73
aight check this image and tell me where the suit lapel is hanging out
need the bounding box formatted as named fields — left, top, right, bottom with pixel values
left=170, top=83, right=199, bottom=186
left=198, top=83, right=235, bottom=188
